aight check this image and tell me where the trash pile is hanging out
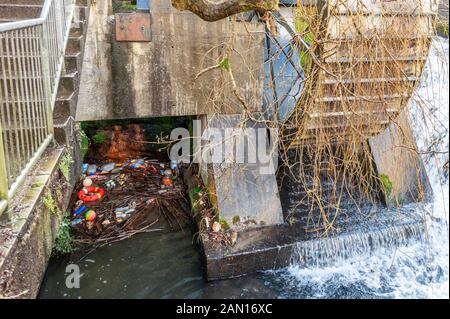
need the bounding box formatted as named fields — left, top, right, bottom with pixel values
left=187, top=170, right=238, bottom=248
left=69, top=159, right=191, bottom=248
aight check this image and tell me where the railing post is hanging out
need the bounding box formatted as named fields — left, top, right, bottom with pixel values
left=0, top=121, right=9, bottom=207
left=39, top=24, right=54, bottom=136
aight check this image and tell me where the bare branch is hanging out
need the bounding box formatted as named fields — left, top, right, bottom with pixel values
left=171, top=0, right=279, bottom=21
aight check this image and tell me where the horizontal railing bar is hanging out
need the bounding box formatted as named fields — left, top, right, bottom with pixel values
left=0, top=18, right=44, bottom=33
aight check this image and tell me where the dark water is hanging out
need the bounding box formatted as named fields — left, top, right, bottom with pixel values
left=38, top=230, right=284, bottom=299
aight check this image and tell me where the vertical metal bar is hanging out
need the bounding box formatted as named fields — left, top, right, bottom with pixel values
left=0, top=120, right=8, bottom=201
left=18, top=28, right=32, bottom=161
left=56, top=0, right=63, bottom=56
left=12, top=30, right=28, bottom=165
left=22, top=27, right=37, bottom=155
left=5, top=32, right=21, bottom=181
left=49, top=4, right=58, bottom=91
left=33, top=27, right=47, bottom=142
left=0, top=33, right=12, bottom=184
left=28, top=27, right=42, bottom=150
left=37, top=24, right=53, bottom=137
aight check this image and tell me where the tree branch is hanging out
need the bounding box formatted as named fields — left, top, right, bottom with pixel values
left=171, top=0, right=279, bottom=21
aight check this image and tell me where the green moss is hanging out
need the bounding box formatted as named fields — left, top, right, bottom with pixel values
left=436, top=21, right=449, bottom=38
left=59, top=151, right=73, bottom=182
left=92, top=131, right=107, bottom=145
left=379, top=174, right=393, bottom=199
left=232, top=215, right=240, bottom=225
left=52, top=214, right=73, bottom=256
left=31, top=182, right=44, bottom=189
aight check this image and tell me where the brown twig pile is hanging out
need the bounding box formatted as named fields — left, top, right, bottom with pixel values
left=70, top=165, right=191, bottom=249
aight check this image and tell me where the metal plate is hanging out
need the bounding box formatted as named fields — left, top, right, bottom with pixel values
left=115, top=13, right=152, bottom=42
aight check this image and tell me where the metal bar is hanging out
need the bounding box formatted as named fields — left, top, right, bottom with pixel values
left=0, top=33, right=12, bottom=183
left=21, top=28, right=36, bottom=155
left=30, top=27, right=44, bottom=146
left=35, top=26, right=48, bottom=141
left=12, top=31, right=27, bottom=164
left=18, top=28, right=32, bottom=161
left=5, top=32, right=22, bottom=180
left=0, top=120, right=8, bottom=201
left=39, top=22, right=52, bottom=137
left=40, top=0, right=52, bottom=19
left=7, top=134, right=53, bottom=199
left=50, top=0, right=76, bottom=109
left=0, top=19, right=44, bottom=33
left=0, top=200, right=7, bottom=215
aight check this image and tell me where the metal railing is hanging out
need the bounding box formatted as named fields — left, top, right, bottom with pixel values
left=0, top=0, right=76, bottom=214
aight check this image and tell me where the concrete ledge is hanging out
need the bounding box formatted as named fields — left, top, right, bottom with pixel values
left=201, top=204, right=425, bottom=280
left=0, top=146, right=75, bottom=298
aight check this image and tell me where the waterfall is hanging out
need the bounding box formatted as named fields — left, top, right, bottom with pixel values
left=282, top=38, right=449, bottom=299
left=291, top=219, right=424, bottom=268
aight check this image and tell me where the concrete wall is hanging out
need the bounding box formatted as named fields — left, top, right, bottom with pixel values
left=76, top=0, right=265, bottom=121
left=0, top=146, right=77, bottom=298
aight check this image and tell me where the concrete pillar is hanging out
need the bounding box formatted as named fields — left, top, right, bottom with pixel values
left=198, top=113, right=284, bottom=230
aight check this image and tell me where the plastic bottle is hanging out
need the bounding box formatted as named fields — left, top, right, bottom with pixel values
left=87, top=164, right=97, bottom=176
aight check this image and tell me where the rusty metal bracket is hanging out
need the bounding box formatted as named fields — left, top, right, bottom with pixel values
left=115, top=12, right=152, bottom=42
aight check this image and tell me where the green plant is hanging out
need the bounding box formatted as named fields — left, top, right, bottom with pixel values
left=379, top=174, right=393, bottom=199
left=118, top=2, right=137, bottom=11
left=59, top=150, right=73, bottom=182
left=219, top=218, right=230, bottom=231
left=52, top=214, right=73, bottom=256
left=43, top=191, right=60, bottom=216
left=232, top=216, right=240, bottom=225
left=295, top=17, right=313, bottom=70
left=92, top=131, right=107, bottom=145
left=76, top=124, right=89, bottom=158
left=218, top=57, right=230, bottom=71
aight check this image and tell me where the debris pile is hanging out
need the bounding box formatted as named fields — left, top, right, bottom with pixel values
left=70, top=159, right=190, bottom=248
left=187, top=170, right=238, bottom=248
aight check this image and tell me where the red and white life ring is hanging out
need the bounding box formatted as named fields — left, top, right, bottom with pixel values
left=78, top=186, right=105, bottom=202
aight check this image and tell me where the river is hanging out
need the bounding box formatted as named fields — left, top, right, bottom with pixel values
left=39, top=38, right=449, bottom=299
